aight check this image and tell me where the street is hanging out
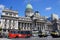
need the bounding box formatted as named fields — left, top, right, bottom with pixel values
left=0, top=36, right=60, bottom=40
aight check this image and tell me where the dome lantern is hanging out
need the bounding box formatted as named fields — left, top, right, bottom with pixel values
left=26, top=3, right=33, bottom=9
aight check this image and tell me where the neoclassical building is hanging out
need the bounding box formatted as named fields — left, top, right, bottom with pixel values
left=1, top=3, right=60, bottom=32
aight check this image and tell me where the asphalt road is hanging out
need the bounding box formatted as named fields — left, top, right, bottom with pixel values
left=0, top=36, right=60, bottom=40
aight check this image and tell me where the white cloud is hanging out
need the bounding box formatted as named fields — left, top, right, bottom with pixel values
left=45, top=7, right=52, bottom=11
left=0, top=5, right=5, bottom=17
left=0, top=5, right=5, bottom=13
left=0, top=4, right=5, bottom=10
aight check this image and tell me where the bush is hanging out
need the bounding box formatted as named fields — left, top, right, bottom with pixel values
left=0, top=28, right=2, bottom=31
left=18, top=28, right=21, bottom=30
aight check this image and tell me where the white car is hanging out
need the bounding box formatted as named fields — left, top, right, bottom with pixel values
left=32, top=30, right=38, bottom=37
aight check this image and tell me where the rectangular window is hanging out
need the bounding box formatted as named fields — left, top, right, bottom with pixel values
left=14, top=14, right=16, bottom=17
left=6, top=13, right=8, bottom=15
left=13, top=21, right=15, bottom=27
left=10, top=13, right=12, bottom=16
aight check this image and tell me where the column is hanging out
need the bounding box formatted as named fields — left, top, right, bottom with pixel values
left=29, top=23, right=30, bottom=27
left=42, top=24, right=45, bottom=32
left=2, top=19, right=5, bottom=32
left=29, top=23, right=30, bottom=30
left=57, top=25, right=59, bottom=30
left=36, top=22, right=38, bottom=30
left=27, top=23, right=29, bottom=30
left=9, top=20, right=11, bottom=29
left=42, top=24, right=44, bottom=30
left=39, top=23, right=41, bottom=30
left=43, top=24, right=45, bottom=30
left=37, top=23, right=39, bottom=30
left=30, top=23, right=32, bottom=30
left=6, top=20, right=9, bottom=29
left=44, top=24, right=47, bottom=31
left=15, top=21, right=18, bottom=29
left=11, top=20, right=13, bottom=29
left=27, top=23, right=28, bottom=30
left=4, top=19, right=7, bottom=29
left=2, top=19, right=5, bottom=29
left=41, top=24, right=42, bottom=31
left=20, top=22, right=23, bottom=30
left=13, top=20, right=15, bottom=29
left=22, top=23, right=24, bottom=30
left=36, top=23, right=37, bottom=27
left=42, top=24, right=43, bottom=31
left=37, top=23, right=38, bottom=30
left=20, top=22, right=22, bottom=29
left=26, top=23, right=28, bottom=30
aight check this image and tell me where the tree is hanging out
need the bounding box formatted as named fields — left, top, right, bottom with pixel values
left=0, top=25, right=2, bottom=31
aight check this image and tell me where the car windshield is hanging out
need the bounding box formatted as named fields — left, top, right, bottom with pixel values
left=39, top=31, right=42, bottom=33
left=10, top=31, right=18, bottom=34
left=52, top=31, right=58, bottom=32
left=18, top=31, right=31, bottom=34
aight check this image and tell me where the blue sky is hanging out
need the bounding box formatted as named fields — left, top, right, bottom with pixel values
left=0, top=0, right=60, bottom=17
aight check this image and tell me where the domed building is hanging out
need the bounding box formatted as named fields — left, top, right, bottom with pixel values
left=34, top=11, right=40, bottom=17
left=26, top=3, right=33, bottom=9
left=25, top=3, right=34, bottom=17
left=1, top=3, right=60, bottom=33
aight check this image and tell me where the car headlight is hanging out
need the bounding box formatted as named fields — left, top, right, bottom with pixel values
left=51, top=32, right=55, bottom=34
left=19, top=34, right=22, bottom=36
left=55, top=32, right=59, bottom=34
left=42, top=33, right=45, bottom=35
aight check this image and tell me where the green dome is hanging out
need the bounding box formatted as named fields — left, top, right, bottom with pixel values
left=26, top=4, right=33, bottom=9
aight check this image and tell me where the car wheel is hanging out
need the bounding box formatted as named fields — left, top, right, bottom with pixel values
left=26, top=36, right=30, bottom=38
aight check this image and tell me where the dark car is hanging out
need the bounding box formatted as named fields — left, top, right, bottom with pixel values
left=38, top=31, right=48, bottom=37
left=8, top=30, right=18, bottom=38
left=51, top=31, right=60, bottom=38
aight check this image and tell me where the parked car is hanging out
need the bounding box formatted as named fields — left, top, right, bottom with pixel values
left=32, top=30, right=38, bottom=37
left=2, top=31, right=8, bottom=38
left=8, top=30, right=18, bottom=38
left=8, top=30, right=32, bottom=38
left=38, top=31, right=48, bottom=37
left=51, top=30, right=60, bottom=38
left=18, top=31, right=32, bottom=38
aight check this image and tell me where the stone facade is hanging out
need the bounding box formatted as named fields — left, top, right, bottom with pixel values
left=0, top=3, right=60, bottom=33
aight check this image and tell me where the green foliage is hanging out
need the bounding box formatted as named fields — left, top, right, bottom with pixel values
left=18, top=28, right=21, bottom=30
left=0, top=28, right=2, bottom=31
